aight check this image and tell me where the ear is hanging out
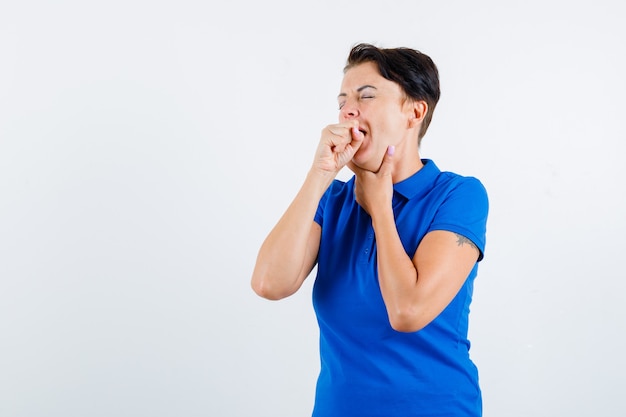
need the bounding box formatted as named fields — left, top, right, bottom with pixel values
left=408, top=100, right=428, bottom=129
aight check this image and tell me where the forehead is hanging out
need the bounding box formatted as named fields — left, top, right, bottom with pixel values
left=340, top=61, right=399, bottom=93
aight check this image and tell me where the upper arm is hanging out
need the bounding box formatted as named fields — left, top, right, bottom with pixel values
left=251, top=220, right=321, bottom=301
left=410, top=230, right=480, bottom=326
left=272, top=220, right=321, bottom=298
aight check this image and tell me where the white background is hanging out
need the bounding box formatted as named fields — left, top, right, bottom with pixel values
left=1, top=1, right=625, bottom=416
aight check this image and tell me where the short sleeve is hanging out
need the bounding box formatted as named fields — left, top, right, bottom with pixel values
left=429, top=176, right=489, bottom=261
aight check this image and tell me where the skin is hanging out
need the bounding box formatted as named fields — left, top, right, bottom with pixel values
left=251, top=61, right=479, bottom=332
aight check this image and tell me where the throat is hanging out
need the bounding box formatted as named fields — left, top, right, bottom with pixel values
left=392, top=156, right=424, bottom=184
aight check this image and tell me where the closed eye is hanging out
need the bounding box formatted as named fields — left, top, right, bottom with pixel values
left=338, top=96, right=373, bottom=110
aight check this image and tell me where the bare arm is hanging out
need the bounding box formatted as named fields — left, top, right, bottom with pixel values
left=251, top=122, right=364, bottom=300
left=250, top=172, right=326, bottom=300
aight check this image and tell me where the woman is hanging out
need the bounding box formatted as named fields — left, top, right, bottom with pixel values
left=251, top=43, right=489, bottom=417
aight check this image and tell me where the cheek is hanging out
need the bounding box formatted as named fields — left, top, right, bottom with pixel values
left=352, top=141, right=386, bottom=170
left=378, top=119, right=405, bottom=144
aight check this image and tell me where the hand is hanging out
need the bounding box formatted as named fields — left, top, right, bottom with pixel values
left=312, top=121, right=364, bottom=174
left=348, top=145, right=395, bottom=216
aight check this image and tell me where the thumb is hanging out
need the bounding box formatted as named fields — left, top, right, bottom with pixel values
left=348, top=125, right=364, bottom=154
left=377, top=145, right=395, bottom=175
left=351, top=125, right=365, bottom=143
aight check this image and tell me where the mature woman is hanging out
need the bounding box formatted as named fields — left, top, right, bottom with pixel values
left=251, top=43, right=489, bottom=417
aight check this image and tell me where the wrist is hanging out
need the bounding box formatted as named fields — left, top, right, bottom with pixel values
left=305, top=168, right=337, bottom=195
left=370, top=204, right=395, bottom=229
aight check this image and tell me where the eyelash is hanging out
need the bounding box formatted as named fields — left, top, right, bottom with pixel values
left=338, top=95, right=374, bottom=110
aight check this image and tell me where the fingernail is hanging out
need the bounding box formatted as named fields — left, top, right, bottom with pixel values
left=387, top=146, right=395, bottom=155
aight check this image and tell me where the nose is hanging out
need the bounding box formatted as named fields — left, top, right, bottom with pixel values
left=340, top=100, right=359, bottom=120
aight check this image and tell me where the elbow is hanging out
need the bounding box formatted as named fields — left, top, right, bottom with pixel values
left=387, top=309, right=429, bottom=333
left=251, top=275, right=292, bottom=301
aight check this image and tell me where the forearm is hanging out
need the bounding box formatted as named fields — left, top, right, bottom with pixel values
left=251, top=169, right=332, bottom=299
left=371, top=209, right=421, bottom=331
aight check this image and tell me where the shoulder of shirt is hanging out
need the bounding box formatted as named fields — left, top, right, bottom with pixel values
left=435, top=171, right=488, bottom=200
left=329, top=177, right=353, bottom=192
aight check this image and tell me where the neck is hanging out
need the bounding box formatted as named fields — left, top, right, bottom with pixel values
left=391, top=143, right=423, bottom=184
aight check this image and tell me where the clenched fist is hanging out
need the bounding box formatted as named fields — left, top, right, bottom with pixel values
left=313, top=120, right=364, bottom=174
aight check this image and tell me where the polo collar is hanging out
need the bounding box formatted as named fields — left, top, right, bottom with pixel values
left=393, top=159, right=440, bottom=200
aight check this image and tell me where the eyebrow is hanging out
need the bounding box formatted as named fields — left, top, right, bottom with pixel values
left=337, top=84, right=377, bottom=99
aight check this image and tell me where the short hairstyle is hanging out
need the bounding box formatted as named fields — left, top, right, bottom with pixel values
left=344, top=43, right=441, bottom=143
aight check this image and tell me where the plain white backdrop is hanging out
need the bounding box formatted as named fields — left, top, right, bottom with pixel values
left=1, top=1, right=625, bottom=416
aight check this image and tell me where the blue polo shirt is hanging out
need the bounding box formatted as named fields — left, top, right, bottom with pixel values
left=311, top=159, right=488, bottom=417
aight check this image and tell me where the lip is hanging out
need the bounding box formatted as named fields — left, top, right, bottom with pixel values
left=352, top=120, right=367, bottom=138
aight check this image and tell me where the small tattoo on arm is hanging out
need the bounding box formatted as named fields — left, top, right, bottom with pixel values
left=455, top=233, right=477, bottom=250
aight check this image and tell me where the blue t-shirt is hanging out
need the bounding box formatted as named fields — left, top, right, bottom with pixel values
left=312, top=159, right=489, bottom=417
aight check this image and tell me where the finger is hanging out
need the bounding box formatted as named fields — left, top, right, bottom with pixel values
left=332, top=125, right=363, bottom=155
left=336, top=126, right=362, bottom=160
left=376, top=145, right=395, bottom=174
left=350, top=125, right=364, bottom=145
left=324, top=125, right=352, bottom=153
left=327, top=121, right=356, bottom=137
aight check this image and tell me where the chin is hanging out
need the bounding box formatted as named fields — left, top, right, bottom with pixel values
left=352, top=155, right=383, bottom=173
left=351, top=145, right=384, bottom=172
